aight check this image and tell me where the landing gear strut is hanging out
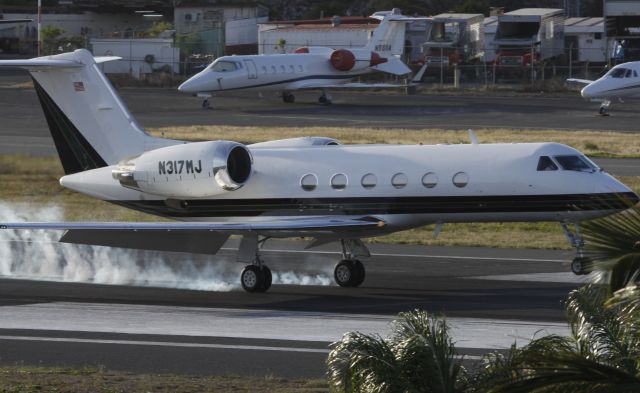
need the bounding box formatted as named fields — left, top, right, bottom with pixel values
left=562, top=222, right=592, bottom=275
left=333, top=239, right=369, bottom=287
left=202, top=98, right=210, bottom=109
left=238, top=235, right=272, bottom=293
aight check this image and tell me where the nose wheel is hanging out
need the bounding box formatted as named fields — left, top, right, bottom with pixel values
left=562, top=223, right=593, bottom=275
left=202, top=98, right=210, bottom=109
left=598, top=99, right=611, bottom=116
left=282, top=91, right=295, bottom=103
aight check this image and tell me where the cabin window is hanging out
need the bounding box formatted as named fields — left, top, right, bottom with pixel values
left=626, top=69, right=633, bottom=78
left=261, top=66, right=267, bottom=73
left=537, top=156, right=558, bottom=171
left=300, top=174, right=318, bottom=191
left=554, top=155, right=598, bottom=172
left=289, top=65, right=295, bottom=73
left=421, top=172, right=438, bottom=188
left=271, top=66, right=277, bottom=73
left=452, top=172, right=469, bottom=188
left=280, top=65, right=286, bottom=73
left=609, top=68, right=627, bottom=78
left=635, top=70, right=639, bottom=78
left=361, top=173, right=377, bottom=189
left=331, top=173, right=348, bottom=190
left=391, top=173, right=408, bottom=189
left=298, top=65, right=304, bottom=72
left=594, top=32, right=602, bottom=40
left=211, top=61, right=240, bottom=72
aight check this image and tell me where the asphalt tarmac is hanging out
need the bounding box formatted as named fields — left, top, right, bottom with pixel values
left=0, top=239, right=580, bottom=378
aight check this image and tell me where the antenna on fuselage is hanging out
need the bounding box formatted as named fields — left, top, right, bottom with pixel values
left=468, top=129, right=479, bottom=145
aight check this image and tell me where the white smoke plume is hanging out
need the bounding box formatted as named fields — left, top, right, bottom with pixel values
left=0, top=203, right=334, bottom=291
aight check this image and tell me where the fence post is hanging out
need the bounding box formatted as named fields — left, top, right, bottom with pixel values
left=454, top=64, right=460, bottom=89
left=440, top=47, right=444, bottom=85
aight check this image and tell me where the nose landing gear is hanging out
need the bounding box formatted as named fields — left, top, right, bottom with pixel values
left=562, top=222, right=593, bottom=275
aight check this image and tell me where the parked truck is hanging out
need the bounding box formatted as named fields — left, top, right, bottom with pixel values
left=422, top=13, right=485, bottom=66
left=493, top=8, right=564, bottom=67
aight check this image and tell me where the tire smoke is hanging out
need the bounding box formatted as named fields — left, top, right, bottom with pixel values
left=0, top=203, right=334, bottom=291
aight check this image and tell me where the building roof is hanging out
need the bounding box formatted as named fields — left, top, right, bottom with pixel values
left=260, top=16, right=379, bottom=26
left=432, top=13, right=484, bottom=21
left=504, top=8, right=564, bottom=16
left=565, top=17, right=604, bottom=33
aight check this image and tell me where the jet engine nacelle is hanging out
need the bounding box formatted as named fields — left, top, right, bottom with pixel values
left=329, top=49, right=388, bottom=72
left=112, top=140, right=253, bottom=198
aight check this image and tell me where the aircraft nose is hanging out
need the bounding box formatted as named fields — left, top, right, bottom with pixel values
left=178, top=78, right=197, bottom=93
left=581, top=83, right=597, bottom=99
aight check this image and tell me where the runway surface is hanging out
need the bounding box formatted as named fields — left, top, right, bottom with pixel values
left=0, top=238, right=584, bottom=377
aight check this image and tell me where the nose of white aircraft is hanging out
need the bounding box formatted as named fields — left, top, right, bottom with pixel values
left=581, top=82, right=599, bottom=99
left=178, top=71, right=210, bottom=93
left=178, top=77, right=198, bottom=93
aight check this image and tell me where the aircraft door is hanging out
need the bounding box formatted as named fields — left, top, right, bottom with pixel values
left=244, top=60, right=258, bottom=79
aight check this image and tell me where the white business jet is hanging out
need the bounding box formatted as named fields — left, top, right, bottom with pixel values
left=178, top=9, right=424, bottom=107
left=568, top=61, right=640, bottom=116
left=0, top=49, right=636, bottom=292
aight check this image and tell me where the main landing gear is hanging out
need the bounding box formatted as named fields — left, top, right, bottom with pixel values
left=333, top=239, right=369, bottom=287
left=318, top=89, right=332, bottom=105
left=562, top=222, right=592, bottom=275
left=236, top=235, right=369, bottom=293
left=282, top=91, right=295, bottom=103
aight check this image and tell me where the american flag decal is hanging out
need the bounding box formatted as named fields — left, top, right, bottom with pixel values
left=73, top=81, right=85, bottom=92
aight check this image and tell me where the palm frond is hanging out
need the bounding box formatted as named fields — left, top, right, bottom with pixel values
left=327, top=331, right=403, bottom=393
left=582, top=204, right=640, bottom=292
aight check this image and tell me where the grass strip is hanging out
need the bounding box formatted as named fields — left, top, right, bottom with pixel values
left=0, top=365, right=328, bottom=393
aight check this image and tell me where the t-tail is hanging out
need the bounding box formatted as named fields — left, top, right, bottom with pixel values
left=0, top=49, right=178, bottom=175
left=367, top=9, right=426, bottom=76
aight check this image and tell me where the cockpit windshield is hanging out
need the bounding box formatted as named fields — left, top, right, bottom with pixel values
left=210, top=61, right=241, bottom=72
left=608, top=67, right=630, bottom=78
left=554, top=155, right=599, bottom=172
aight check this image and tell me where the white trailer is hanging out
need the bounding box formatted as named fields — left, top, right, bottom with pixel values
left=494, top=8, right=564, bottom=66
left=422, top=13, right=484, bottom=65
left=604, top=0, right=640, bottom=63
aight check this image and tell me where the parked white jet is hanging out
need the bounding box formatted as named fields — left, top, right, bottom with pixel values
left=178, top=10, right=423, bottom=107
left=568, top=61, right=640, bottom=115
left=0, top=49, right=637, bottom=292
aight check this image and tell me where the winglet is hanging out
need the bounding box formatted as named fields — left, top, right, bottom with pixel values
left=411, top=63, right=428, bottom=84
left=468, top=129, right=479, bottom=145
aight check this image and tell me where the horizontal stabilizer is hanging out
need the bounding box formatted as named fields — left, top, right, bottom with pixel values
left=371, top=58, right=411, bottom=76
left=0, top=59, right=83, bottom=69
left=566, top=78, right=593, bottom=86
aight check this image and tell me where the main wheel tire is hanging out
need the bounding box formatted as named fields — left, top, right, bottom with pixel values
left=202, top=99, right=210, bottom=109
left=241, top=265, right=262, bottom=292
left=318, top=95, right=331, bottom=105
left=351, top=260, right=365, bottom=287
left=334, top=260, right=355, bottom=287
left=260, top=265, right=272, bottom=292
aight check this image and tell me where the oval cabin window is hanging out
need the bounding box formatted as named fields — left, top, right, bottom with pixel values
left=331, top=173, right=348, bottom=190
left=391, top=173, right=408, bottom=189
left=422, top=172, right=438, bottom=188
left=300, top=174, right=318, bottom=191
left=452, top=172, right=469, bottom=188
left=361, top=173, right=377, bottom=189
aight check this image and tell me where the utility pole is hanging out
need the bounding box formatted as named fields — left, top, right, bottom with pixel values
left=37, top=0, right=41, bottom=56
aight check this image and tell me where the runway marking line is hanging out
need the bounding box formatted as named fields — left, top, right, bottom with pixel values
left=0, top=335, right=485, bottom=360
left=220, top=247, right=567, bottom=263
left=0, top=335, right=330, bottom=354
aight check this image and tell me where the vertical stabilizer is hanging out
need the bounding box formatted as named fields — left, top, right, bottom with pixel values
left=0, top=49, right=178, bottom=174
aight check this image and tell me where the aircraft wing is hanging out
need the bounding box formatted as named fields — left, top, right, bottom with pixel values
left=0, top=215, right=385, bottom=234
left=1, top=216, right=385, bottom=255
left=566, top=78, right=593, bottom=86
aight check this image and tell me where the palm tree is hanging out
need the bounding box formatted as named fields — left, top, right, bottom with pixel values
left=327, top=310, right=467, bottom=393
left=472, top=284, right=640, bottom=393
left=581, top=203, right=640, bottom=294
